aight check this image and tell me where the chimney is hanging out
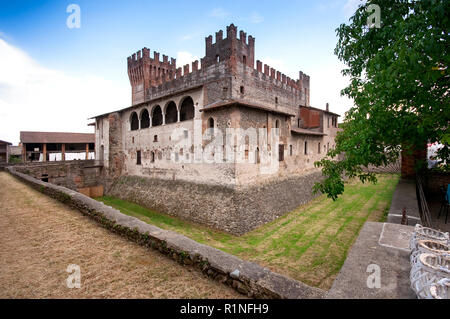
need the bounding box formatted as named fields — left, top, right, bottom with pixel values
left=326, top=103, right=329, bottom=112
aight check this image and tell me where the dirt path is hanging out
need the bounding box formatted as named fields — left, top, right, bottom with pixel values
left=0, top=172, right=241, bottom=298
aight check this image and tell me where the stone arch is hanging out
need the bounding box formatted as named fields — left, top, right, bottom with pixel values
left=140, top=108, right=150, bottom=129
left=152, top=105, right=163, bottom=127
left=130, top=112, right=139, bottom=131
left=180, top=96, right=194, bottom=121
left=165, top=101, right=178, bottom=124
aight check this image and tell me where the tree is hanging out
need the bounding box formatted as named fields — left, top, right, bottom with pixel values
left=314, top=0, right=449, bottom=200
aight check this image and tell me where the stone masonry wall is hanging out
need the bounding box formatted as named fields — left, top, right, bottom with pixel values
left=13, top=160, right=103, bottom=192
left=6, top=166, right=325, bottom=299
left=106, top=170, right=324, bottom=235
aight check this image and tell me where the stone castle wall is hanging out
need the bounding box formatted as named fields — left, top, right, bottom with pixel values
left=13, top=160, right=104, bottom=197
left=106, top=170, right=324, bottom=235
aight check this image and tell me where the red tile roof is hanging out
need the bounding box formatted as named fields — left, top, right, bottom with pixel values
left=20, top=131, right=95, bottom=144
left=0, top=140, right=12, bottom=145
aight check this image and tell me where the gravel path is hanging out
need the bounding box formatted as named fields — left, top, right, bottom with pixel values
left=0, top=172, right=241, bottom=298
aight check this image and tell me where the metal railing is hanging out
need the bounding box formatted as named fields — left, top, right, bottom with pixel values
left=416, top=175, right=432, bottom=228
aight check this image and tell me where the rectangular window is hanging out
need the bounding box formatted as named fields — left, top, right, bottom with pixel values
left=327, top=117, right=330, bottom=128
left=136, top=150, right=141, bottom=165
left=154, top=135, right=158, bottom=142
left=290, top=145, right=293, bottom=156
left=278, top=144, right=284, bottom=161
left=318, top=142, right=321, bottom=154
left=304, top=141, right=308, bottom=155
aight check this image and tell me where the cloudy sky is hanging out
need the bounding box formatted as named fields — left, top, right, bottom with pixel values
left=0, top=0, right=362, bottom=144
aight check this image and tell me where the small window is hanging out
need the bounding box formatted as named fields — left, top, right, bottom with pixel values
left=279, top=144, right=284, bottom=162
left=132, top=137, right=134, bottom=144
left=215, top=55, right=219, bottom=63
left=327, top=142, right=330, bottom=152
left=208, top=117, right=214, bottom=135
left=327, top=117, right=330, bottom=128
left=136, top=150, right=141, bottom=165
left=154, top=135, right=158, bottom=142
left=151, top=151, right=155, bottom=163
left=289, top=145, right=293, bottom=156
left=243, top=55, right=247, bottom=64
left=318, top=142, right=321, bottom=154
left=240, top=86, right=245, bottom=94
left=304, top=141, right=308, bottom=155
left=298, top=119, right=301, bottom=127
left=275, top=97, right=278, bottom=104
left=255, top=147, right=260, bottom=164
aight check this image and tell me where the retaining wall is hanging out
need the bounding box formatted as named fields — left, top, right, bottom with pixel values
left=6, top=166, right=325, bottom=299
left=106, top=171, right=323, bottom=235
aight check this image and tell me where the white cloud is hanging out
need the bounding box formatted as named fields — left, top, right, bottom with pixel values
left=248, top=12, right=264, bottom=24
left=0, top=38, right=129, bottom=145
left=176, top=51, right=199, bottom=69
left=261, top=55, right=354, bottom=120
left=309, top=61, right=354, bottom=120
left=209, top=7, right=229, bottom=19
left=343, top=0, right=365, bottom=19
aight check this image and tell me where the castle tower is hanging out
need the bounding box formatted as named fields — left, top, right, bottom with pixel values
left=202, top=23, right=255, bottom=69
left=127, top=48, right=177, bottom=105
left=298, top=71, right=310, bottom=106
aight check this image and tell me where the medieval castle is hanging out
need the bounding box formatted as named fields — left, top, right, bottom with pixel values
left=91, top=24, right=340, bottom=234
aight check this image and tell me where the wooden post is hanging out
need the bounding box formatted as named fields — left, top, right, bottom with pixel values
left=85, top=143, right=89, bottom=160
left=22, top=144, right=26, bottom=163
left=42, top=143, right=47, bottom=162
left=62, top=143, right=65, bottom=161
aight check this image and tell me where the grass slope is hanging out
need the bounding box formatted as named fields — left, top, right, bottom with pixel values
left=97, top=174, right=399, bottom=289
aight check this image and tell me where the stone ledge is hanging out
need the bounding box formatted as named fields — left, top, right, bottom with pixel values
left=387, top=178, right=420, bottom=225
left=6, top=166, right=325, bottom=299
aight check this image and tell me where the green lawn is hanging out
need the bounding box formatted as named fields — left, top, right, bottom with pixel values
left=96, top=173, right=399, bottom=290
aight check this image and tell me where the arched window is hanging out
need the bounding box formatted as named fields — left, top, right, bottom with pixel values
left=207, top=117, right=214, bottom=135
left=140, top=109, right=150, bottom=129
left=165, top=101, right=177, bottom=124
left=152, top=105, right=163, bottom=127
left=130, top=112, right=139, bottom=131
left=180, top=97, right=194, bottom=121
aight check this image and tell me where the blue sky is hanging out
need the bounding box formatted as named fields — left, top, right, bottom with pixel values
left=0, top=0, right=362, bottom=144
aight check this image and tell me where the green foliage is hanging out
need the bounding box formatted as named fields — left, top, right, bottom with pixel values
left=315, top=0, right=450, bottom=199
left=8, top=156, right=21, bottom=164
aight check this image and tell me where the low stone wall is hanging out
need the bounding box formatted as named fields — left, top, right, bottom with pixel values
left=12, top=161, right=104, bottom=197
left=106, top=171, right=323, bottom=235
left=6, top=166, right=325, bottom=299
left=387, top=179, right=421, bottom=225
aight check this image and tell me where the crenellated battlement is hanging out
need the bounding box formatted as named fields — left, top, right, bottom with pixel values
left=127, top=47, right=177, bottom=68
left=203, top=23, right=255, bottom=69
left=254, top=59, right=310, bottom=101
left=127, top=24, right=310, bottom=106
